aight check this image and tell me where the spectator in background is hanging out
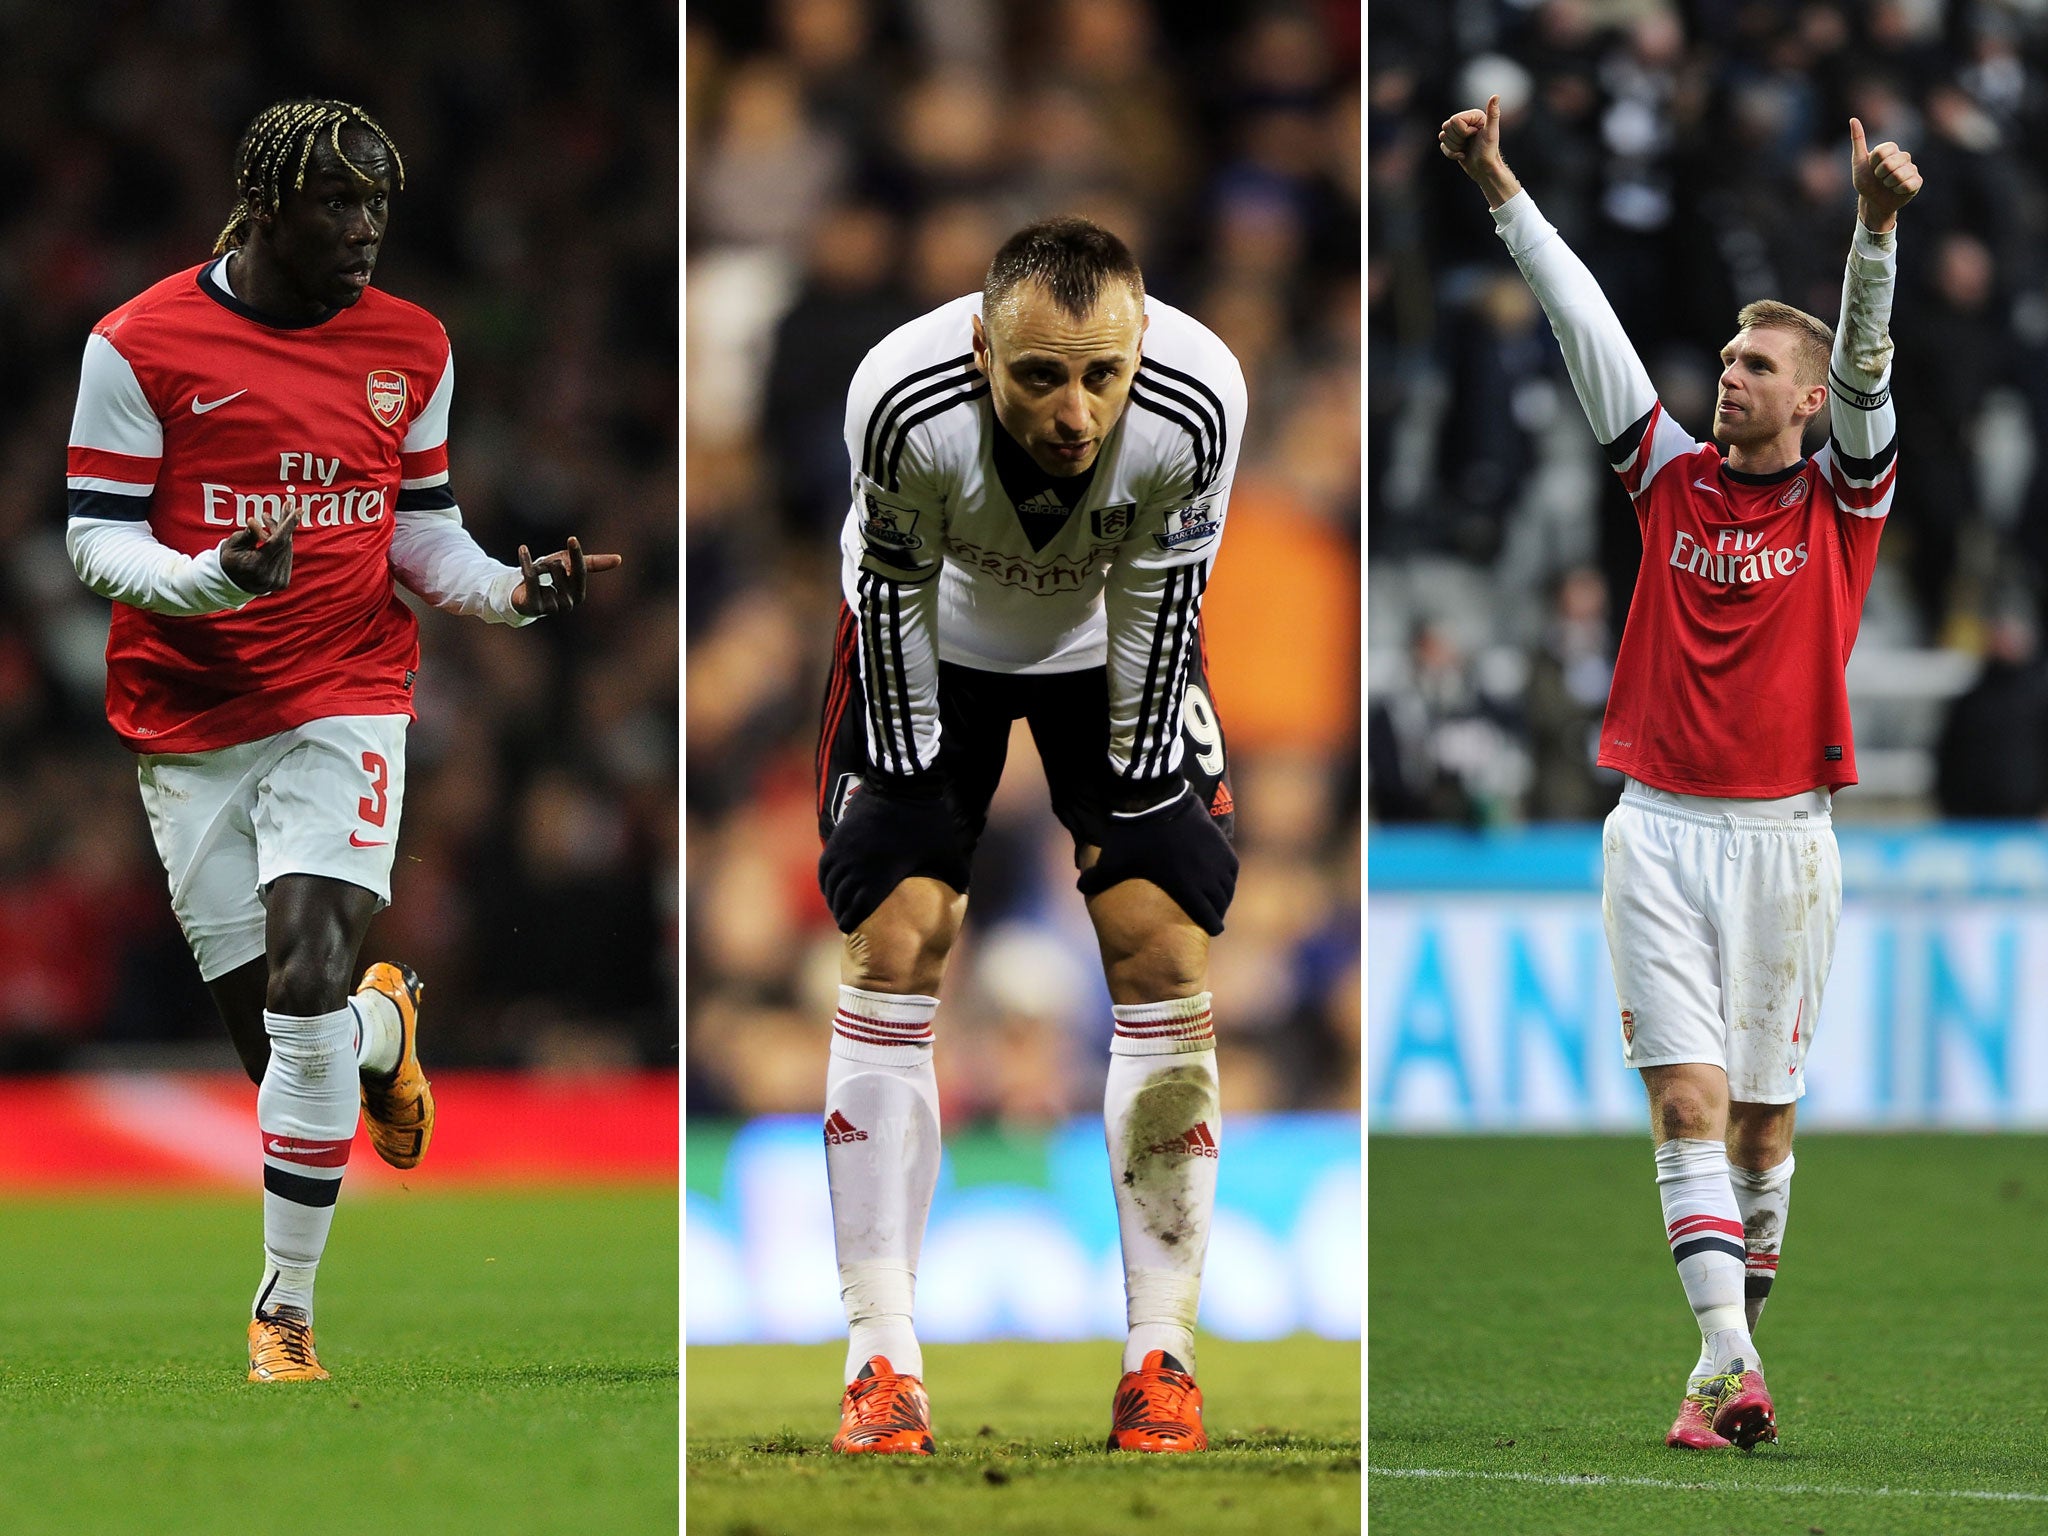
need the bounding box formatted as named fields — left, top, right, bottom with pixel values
left=1936, top=600, right=2048, bottom=819
left=1524, top=564, right=1620, bottom=820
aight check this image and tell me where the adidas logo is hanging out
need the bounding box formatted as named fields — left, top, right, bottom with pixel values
left=824, top=1110, right=869, bottom=1145
left=1148, top=1120, right=1220, bottom=1158
left=1018, top=489, right=1066, bottom=514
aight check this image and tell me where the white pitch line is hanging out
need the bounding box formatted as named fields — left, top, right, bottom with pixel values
left=1369, top=1466, right=2048, bottom=1505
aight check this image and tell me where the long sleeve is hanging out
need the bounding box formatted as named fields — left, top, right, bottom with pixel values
left=65, top=329, right=255, bottom=616
left=1104, top=345, right=1248, bottom=797
left=67, top=517, right=255, bottom=616
left=386, top=344, right=534, bottom=625
left=1819, top=221, right=1899, bottom=519
left=841, top=347, right=969, bottom=779
left=1492, top=191, right=1699, bottom=497
left=387, top=505, right=532, bottom=624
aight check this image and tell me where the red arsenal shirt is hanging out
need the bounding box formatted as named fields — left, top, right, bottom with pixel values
left=66, top=256, right=452, bottom=753
left=1599, top=405, right=1892, bottom=795
left=1492, top=192, right=1899, bottom=798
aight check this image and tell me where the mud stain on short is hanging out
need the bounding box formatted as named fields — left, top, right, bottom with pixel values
left=1119, top=1067, right=1216, bottom=1251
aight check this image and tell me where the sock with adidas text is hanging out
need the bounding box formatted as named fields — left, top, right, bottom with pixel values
left=1106, top=995, right=1220, bottom=1375
left=825, top=985, right=941, bottom=1387
left=350, top=987, right=402, bottom=1079
left=1655, top=1137, right=1758, bottom=1382
left=1729, top=1153, right=1794, bottom=1334
left=254, top=1006, right=359, bottom=1321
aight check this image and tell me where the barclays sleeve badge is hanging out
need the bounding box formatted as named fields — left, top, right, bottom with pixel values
left=862, top=490, right=923, bottom=552
left=1156, top=496, right=1220, bottom=552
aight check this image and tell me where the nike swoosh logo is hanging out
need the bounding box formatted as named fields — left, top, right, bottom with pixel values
left=191, top=389, right=248, bottom=415
left=1693, top=478, right=1723, bottom=496
left=349, top=832, right=388, bottom=848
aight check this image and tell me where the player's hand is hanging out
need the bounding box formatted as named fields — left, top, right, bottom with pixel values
left=218, top=501, right=302, bottom=595
left=1438, top=96, right=1521, bottom=207
left=1438, top=95, right=1501, bottom=170
left=1850, top=117, right=1921, bottom=231
left=512, top=536, right=624, bottom=617
left=1077, top=784, right=1238, bottom=936
left=818, top=773, right=970, bottom=934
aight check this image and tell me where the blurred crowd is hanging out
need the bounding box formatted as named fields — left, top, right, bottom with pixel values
left=686, top=0, right=1362, bottom=1124
left=0, top=2, right=677, bottom=1069
left=1370, top=0, right=2048, bottom=825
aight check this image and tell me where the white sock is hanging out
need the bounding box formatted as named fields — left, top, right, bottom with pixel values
left=825, top=986, right=940, bottom=1386
left=255, top=1005, right=359, bottom=1321
left=1729, top=1153, right=1794, bottom=1333
left=351, top=987, right=402, bottom=1078
left=1655, top=1138, right=1758, bottom=1381
left=1107, top=994, right=1220, bottom=1374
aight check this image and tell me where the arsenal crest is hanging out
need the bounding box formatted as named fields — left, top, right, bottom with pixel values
left=367, top=369, right=407, bottom=427
left=1620, top=1008, right=1635, bottom=1044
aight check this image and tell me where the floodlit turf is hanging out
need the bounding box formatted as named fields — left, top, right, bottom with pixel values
left=1370, top=1134, right=2048, bottom=1535
left=687, top=1336, right=1361, bottom=1535
left=0, top=1189, right=677, bottom=1536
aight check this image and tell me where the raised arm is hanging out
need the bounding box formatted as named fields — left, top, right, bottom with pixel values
left=1440, top=96, right=1694, bottom=491
left=1821, top=119, right=1918, bottom=518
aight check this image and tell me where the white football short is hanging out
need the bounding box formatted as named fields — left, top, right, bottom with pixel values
left=136, top=713, right=409, bottom=982
left=1601, top=779, right=1842, bottom=1103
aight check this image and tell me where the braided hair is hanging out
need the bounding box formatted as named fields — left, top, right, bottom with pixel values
left=213, top=99, right=406, bottom=254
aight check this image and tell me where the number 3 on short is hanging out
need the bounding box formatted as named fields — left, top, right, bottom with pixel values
left=1181, top=683, right=1225, bottom=775
left=358, top=751, right=390, bottom=827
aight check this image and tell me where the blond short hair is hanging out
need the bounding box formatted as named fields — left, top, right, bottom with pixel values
left=1735, top=300, right=1834, bottom=388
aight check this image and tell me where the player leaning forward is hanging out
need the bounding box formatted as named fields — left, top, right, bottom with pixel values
left=64, top=100, right=619, bottom=1381
left=814, top=218, right=1245, bottom=1453
left=1443, top=98, right=1919, bottom=1448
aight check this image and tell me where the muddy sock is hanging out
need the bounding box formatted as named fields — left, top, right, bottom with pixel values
left=1106, top=995, right=1219, bottom=1375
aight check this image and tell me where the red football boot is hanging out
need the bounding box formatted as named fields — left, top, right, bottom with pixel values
left=1707, top=1366, right=1778, bottom=1449
left=830, top=1356, right=934, bottom=1455
left=1106, top=1350, right=1208, bottom=1452
left=1666, top=1388, right=1733, bottom=1449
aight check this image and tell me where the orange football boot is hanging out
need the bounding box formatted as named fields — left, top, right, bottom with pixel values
left=356, top=962, right=433, bottom=1169
left=247, top=1308, right=329, bottom=1382
left=830, top=1356, right=935, bottom=1455
left=1106, top=1349, right=1207, bottom=1451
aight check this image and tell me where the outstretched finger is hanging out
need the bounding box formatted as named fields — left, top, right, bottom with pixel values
left=260, top=500, right=304, bottom=548
left=1485, top=94, right=1500, bottom=133
left=566, top=536, right=588, bottom=602
left=1849, top=116, right=1867, bottom=161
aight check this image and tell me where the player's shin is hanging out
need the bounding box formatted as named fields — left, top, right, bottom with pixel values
left=1106, top=995, right=1220, bottom=1375
left=825, top=985, right=941, bottom=1386
left=1655, top=1138, right=1756, bottom=1377
left=1729, top=1154, right=1794, bottom=1333
left=254, top=1006, right=360, bottom=1320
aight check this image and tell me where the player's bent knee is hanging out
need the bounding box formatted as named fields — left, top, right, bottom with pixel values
left=265, top=939, right=358, bottom=1018
left=1091, top=882, right=1210, bottom=1004
left=841, top=876, right=964, bottom=995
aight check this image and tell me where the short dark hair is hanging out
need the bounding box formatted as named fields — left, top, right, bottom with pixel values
left=983, top=216, right=1144, bottom=323
left=214, top=98, right=406, bottom=254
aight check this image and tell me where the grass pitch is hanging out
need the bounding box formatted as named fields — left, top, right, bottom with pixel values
left=0, top=1189, right=677, bottom=1536
left=687, top=1335, right=1361, bottom=1535
left=1370, top=1135, right=2048, bottom=1535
